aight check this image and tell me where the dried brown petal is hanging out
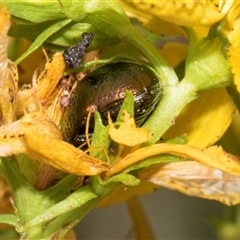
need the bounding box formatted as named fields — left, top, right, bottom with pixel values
left=0, top=112, right=108, bottom=175
left=0, top=174, right=13, bottom=214
left=20, top=112, right=108, bottom=176
left=17, top=53, right=66, bottom=117
left=0, top=4, right=18, bottom=124
left=140, top=161, right=240, bottom=206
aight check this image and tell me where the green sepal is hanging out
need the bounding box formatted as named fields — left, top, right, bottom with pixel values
left=90, top=111, right=110, bottom=162
left=183, top=23, right=233, bottom=91
left=116, top=91, right=135, bottom=123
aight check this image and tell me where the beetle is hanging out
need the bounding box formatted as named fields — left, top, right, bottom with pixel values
left=61, top=61, right=162, bottom=145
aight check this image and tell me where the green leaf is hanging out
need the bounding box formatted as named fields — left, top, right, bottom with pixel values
left=0, top=214, right=18, bottom=226
left=7, top=0, right=129, bottom=56
left=59, top=0, right=130, bottom=37
left=5, top=1, right=63, bottom=23
left=9, top=21, right=119, bottom=51
left=47, top=22, right=119, bottom=50
left=14, top=18, right=71, bottom=64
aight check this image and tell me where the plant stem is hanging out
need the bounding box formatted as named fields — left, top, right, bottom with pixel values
left=43, top=198, right=101, bottom=239
left=143, top=81, right=197, bottom=145
left=124, top=25, right=179, bottom=87
left=0, top=157, right=41, bottom=222
left=118, top=25, right=197, bottom=144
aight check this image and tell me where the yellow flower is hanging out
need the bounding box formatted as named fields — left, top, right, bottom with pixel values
left=3, top=2, right=240, bottom=239
left=1, top=1, right=240, bottom=211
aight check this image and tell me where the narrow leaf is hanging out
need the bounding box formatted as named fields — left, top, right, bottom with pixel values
left=15, top=18, right=71, bottom=64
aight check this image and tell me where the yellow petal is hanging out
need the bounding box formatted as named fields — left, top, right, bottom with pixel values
left=20, top=112, right=108, bottom=176
left=35, top=52, right=66, bottom=101
left=202, top=145, right=240, bottom=174
left=139, top=161, right=240, bottom=206
left=0, top=4, right=18, bottom=124
left=0, top=119, right=27, bottom=156
left=108, top=110, right=152, bottom=146
left=222, top=2, right=240, bottom=92
left=0, top=112, right=62, bottom=156
left=160, top=42, right=188, bottom=68
left=120, top=0, right=225, bottom=27
left=0, top=112, right=108, bottom=176
left=228, top=19, right=240, bottom=93
left=163, top=88, right=235, bottom=149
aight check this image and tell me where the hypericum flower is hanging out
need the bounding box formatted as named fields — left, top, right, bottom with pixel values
left=0, top=4, right=18, bottom=125
left=0, top=0, right=239, bottom=201
left=2, top=1, right=240, bottom=239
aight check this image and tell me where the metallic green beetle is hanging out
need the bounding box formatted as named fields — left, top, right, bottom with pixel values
left=61, top=62, right=162, bottom=145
